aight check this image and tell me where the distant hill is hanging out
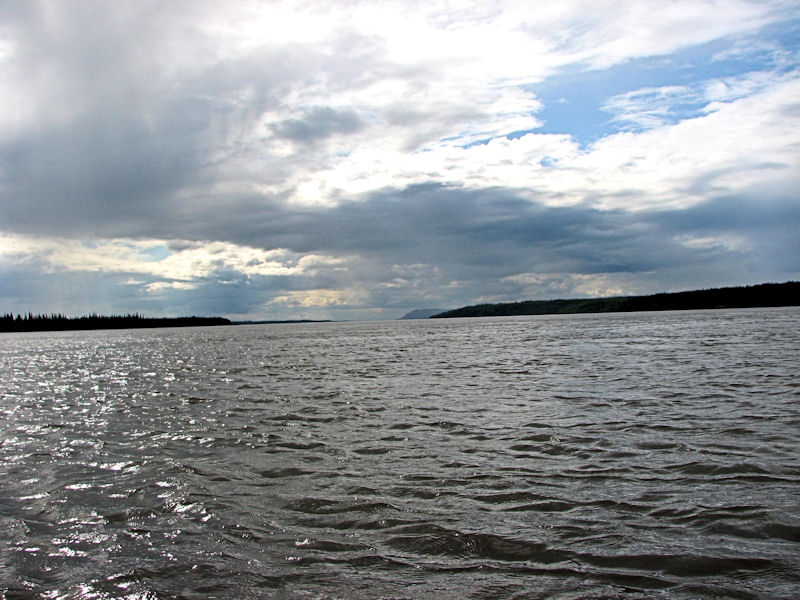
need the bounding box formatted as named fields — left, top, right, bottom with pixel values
left=400, top=308, right=450, bottom=320
left=431, top=281, right=800, bottom=319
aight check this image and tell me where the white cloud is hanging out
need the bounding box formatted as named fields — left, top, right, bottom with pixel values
left=171, top=1, right=795, bottom=213
left=677, top=234, right=751, bottom=252
left=275, top=72, right=800, bottom=212
left=270, top=289, right=367, bottom=308
left=145, top=281, right=198, bottom=294
left=572, top=76, right=800, bottom=210
left=702, top=69, right=797, bottom=104
left=0, top=234, right=344, bottom=285
left=602, top=85, right=698, bottom=130
left=501, top=272, right=632, bottom=299
left=558, top=0, right=772, bottom=69
left=1, top=1, right=793, bottom=214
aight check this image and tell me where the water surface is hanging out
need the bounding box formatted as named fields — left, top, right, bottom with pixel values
left=1, top=308, right=799, bottom=598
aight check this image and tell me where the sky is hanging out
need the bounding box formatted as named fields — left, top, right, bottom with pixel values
left=0, top=0, right=798, bottom=321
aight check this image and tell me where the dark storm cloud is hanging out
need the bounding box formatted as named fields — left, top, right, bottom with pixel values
left=644, top=192, right=800, bottom=275
left=341, top=185, right=791, bottom=288
left=271, top=107, right=364, bottom=143
left=1, top=117, right=200, bottom=236
left=0, top=2, right=388, bottom=238
left=0, top=2, right=207, bottom=235
left=239, top=185, right=671, bottom=272
left=144, top=181, right=798, bottom=302
left=645, top=192, right=800, bottom=233
left=0, top=265, right=149, bottom=317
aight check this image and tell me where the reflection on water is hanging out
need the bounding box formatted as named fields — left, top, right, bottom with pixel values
left=1, top=308, right=799, bottom=599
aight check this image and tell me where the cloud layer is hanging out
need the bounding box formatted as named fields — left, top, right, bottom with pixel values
left=0, top=1, right=798, bottom=319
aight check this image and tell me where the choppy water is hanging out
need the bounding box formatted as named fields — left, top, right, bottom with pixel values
left=1, top=308, right=799, bottom=599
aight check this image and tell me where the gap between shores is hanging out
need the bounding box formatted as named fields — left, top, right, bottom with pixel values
left=431, top=281, right=800, bottom=318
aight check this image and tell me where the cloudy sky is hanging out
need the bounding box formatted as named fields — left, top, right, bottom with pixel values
left=1, top=1, right=798, bottom=320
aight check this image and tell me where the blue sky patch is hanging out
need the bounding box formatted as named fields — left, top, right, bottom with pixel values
left=139, top=245, right=170, bottom=262
left=530, top=22, right=799, bottom=146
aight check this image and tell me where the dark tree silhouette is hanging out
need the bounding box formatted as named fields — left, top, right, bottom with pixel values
left=432, top=281, right=800, bottom=318
left=0, top=313, right=231, bottom=333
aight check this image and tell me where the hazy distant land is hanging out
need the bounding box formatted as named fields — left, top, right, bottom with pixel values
left=232, top=319, right=332, bottom=325
left=432, top=281, right=800, bottom=318
left=400, top=308, right=450, bottom=320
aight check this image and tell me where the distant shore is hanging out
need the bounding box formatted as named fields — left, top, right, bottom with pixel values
left=431, top=281, right=800, bottom=318
left=232, top=319, right=332, bottom=325
left=4, top=281, right=798, bottom=331
left=0, top=313, right=232, bottom=333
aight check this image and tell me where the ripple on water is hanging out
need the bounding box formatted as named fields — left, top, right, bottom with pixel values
left=1, top=309, right=799, bottom=598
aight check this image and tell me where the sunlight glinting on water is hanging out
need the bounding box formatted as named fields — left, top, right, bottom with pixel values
left=1, top=308, right=799, bottom=599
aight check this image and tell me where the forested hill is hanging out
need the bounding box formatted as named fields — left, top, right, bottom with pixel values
left=431, top=281, right=800, bottom=319
left=0, top=313, right=231, bottom=333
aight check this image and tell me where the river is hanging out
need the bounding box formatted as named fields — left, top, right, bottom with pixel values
left=1, top=308, right=798, bottom=598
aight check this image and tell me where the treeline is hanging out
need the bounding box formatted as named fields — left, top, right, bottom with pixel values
left=1, top=312, right=231, bottom=332
left=432, top=281, right=800, bottom=319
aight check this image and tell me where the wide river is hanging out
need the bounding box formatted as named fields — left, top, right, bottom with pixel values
left=1, top=308, right=798, bottom=599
